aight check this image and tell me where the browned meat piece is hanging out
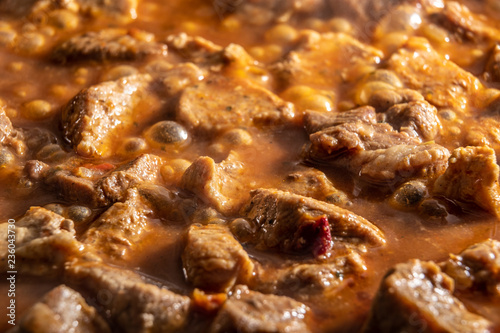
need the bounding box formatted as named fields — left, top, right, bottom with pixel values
left=254, top=250, right=365, bottom=297
left=65, top=261, right=191, bottom=333
left=97, top=153, right=163, bottom=203
left=362, top=259, right=491, bottom=333
left=81, top=188, right=153, bottom=259
left=209, top=285, right=311, bottom=333
left=433, top=146, right=500, bottom=218
left=485, top=44, right=500, bottom=82
left=308, top=120, right=450, bottom=185
left=279, top=167, right=351, bottom=206
left=76, top=0, right=138, bottom=19
left=241, top=188, right=385, bottom=255
left=441, top=239, right=500, bottom=297
left=0, top=107, right=14, bottom=144
left=0, top=207, right=82, bottom=276
left=304, top=106, right=377, bottom=135
left=382, top=100, right=441, bottom=141
left=430, top=1, right=500, bottom=41
left=180, top=152, right=246, bottom=215
left=158, top=62, right=204, bottom=96
left=166, top=33, right=222, bottom=64
left=44, top=154, right=163, bottom=207
left=9, top=285, right=110, bottom=333
left=61, top=74, right=156, bottom=157
left=177, top=74, right=295, bottom=136
left=271, top=32, right=383, bottom=88
left=387, top=37, right=484, bottom=112
left=182, top=224, right=254, bottom=292
left=52, top=28, right=167, bottom=64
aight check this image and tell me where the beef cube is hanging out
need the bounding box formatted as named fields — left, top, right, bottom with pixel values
left=65, top=261, right=191, bottom=333
left=158, top=62, right=204, bottom=96
left=0, top=207, right=82, bottom=276
left=430, top=1, right=500, bottom=41
left=177, top=74, right=295, bottom=136
left=485, top=44, right=500, bottom=82
left=10, top=285, right=110, bottom=333
left=180, top=152, right=246, bottom=215
left=166, top=33, right=222, bottom=64
left=387, top=37, right=484, bottom=111
left=362, top=259, right=491, bottom=333
left=45, top=169, right=100, bottom=206
left=61, top=74, right=156, bottom=157
left=304, top=106, right=377, bottom=135
left=328, top=0, right=407, bottom=27
left=441, top=239, right=500, bottom=297
left=308, top=120, right=450, bottom=186
left=279, top=167, right=351, bottom=206
left=52, top=28, right=167, bottom=64
left=271, top=32, right=383, bottom=88
left=0, top=107, right=14, bottom=145
left=97, top=153, right=163, bottom=203
left=81, top=188, right=153, bottom=259
left=182, top=224, right=254, bottom=292
left=209, top=285, right=310, bottom=333
left=241, top=188, right=385, bottom=254
left=383, top=100, right=442, bottom=141
left=433, top=146, right=500, bottom=218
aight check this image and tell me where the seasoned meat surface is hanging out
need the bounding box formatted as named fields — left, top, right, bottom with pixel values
left=363, top=259, right=491, bottom=333
left=9, top=285, right=110, bottom=333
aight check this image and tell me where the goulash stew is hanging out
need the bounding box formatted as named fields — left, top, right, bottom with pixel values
left=0, top=0, right=500, bottom=332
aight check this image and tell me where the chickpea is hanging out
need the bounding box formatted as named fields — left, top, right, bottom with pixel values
left=327, top=18, right=353, bottom=34
left=49, top=9, right=80, bottom=30
left=376, top=32, right=409, bottom=55
left=22, top=100, right=52, bottom=120
left=44, top=203, right=65, bottom=216
left=265, top=24, right=298, bottom=44
left=118, top=137, right=148, bottom=156
left=67, top=205, right=92, bottom=222
left=0, top=148, right=14, bottom=168
left=161, top=159, right=191, bottom=184
left=144, top=60, right=173, bottom=75
left=221, top=15, right=241, bottom=32
left=16, top=32, right=45, bottom=54
left=0, top=27, right=16, bottom=47
left=355, top=81, right=395, bottom=106
left=101, top=65, right=138, bottom=81
left=221, top=128, right=253, bottom=146
left=389, top=181, right=428, bottom=210
left=144, top=121, right=189, bottom=149
left=365, top=70, right=403, bottom=88
left=36, top=144, right=66, bottom=162
left=281, top=85, right=335, bottom=112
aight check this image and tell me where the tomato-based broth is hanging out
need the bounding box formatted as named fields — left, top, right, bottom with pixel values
left=0, top=0, right=500, bottom=332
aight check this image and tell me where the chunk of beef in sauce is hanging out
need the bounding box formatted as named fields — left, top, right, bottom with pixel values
left=240, top=188, right=385, bottom=255
left=433, top=146, right=500, bottom=218
left=177, top=74, right=295, bottom=136
left=279, top=166, right=351, bottom=207
left=43, top=153, right=162, bottom=207
left=386, top=37, right=484, bottom=112
left=8, top=285, right=110, bottom=333
left=441, top=239, right=500, bottom=297
left=0, top=107, right=26, bottom=155
left=307, top=119, right=450, bottom=186
left=81, top=188, right=153, bottom=259
left=61, top=74, right=157, bottom=157
left=182, top=224, right=254, bottom=293
left=0, top=207, right=82, bottom=276
left=253, top=250, right=366, bottom=298
left=304, top=106, right=377, bottom=135
left=327, top=0, right=408, bottom=28
left=52, top=28, right=167, bottom=64
left=181, top=152, right=246, bottom=215
left=485, top=44, right=500, bottom=82
left=209, top=285, right=311, bottom=333
left=271, top=31, right=383, bottom=89
left=65, top=261, right=191, bottom=333
left=362, top=259, right=491, bottom=333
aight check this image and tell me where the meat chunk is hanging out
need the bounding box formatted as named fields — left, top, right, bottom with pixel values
left=304, top=106, right=377, bottom=135
left=240, top=188, right=385, bottom=254
left=52, top=28, right=167, bottom=64
left=209, top=285, right=310, bottom=333
left=180, top=152, right=246, bottom=215
left=328, top=0, right=407, bottom=27
left=307, top=120, right=450, bottom=186
left=271, top=32, right=383, bottom=88
left=0, top=107, right=14, bottom=145
left=81, top=188, right=153, bottom=259
left=182, top=224, right=254, bottom=292
left=97, top=153, right=162, bottom=203
left=0, top=207, right=82, bottom=276
left=382, top=100, right=442, bottom=141
left=65, top=261, right=191, bottom=333
left=279, top=167, right=351, bottom=206
left=433, top=146, right=500, bottom=218
left=177, top=74, right=295, bottom=136
left=441, top=239, right=500, bottom=297
left=485, top=44, right=500, bottom=82
left=44, top=154, right=162, bottom=207
left=166, top=33, right=222, bottom=64
left=76, top=0, right=138, bottom=19
left=10, top=285, right=110, bottom=333
left=387, top=37, right=484, bottom=111
left=61, top=74, right=156, bottom=157
left=362, top=259, right=491, bottom=333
